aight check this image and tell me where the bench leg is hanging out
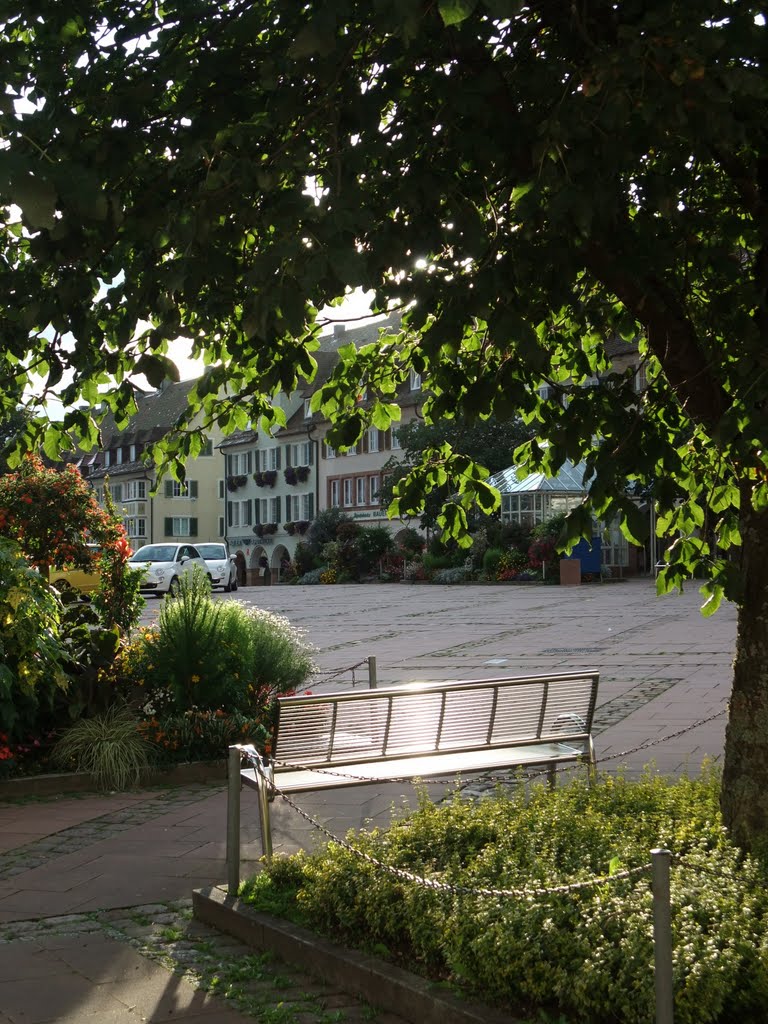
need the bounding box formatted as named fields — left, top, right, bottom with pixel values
left=226, top=746, right=241, bottom=896
left=256, top=767, right=274, bottom=864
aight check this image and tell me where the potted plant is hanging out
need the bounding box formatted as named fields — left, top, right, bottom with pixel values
left=262, top=470, right=278, bottom=488
left=295, top=520, right=310, bottom=535
left=284, top=466, right=297, bottom=486
left=296, top=465, right=311, bottom=483
left=285, top=521, right=296, bottom=536
left=254, top=523, right=265, bottom=538
left=253, top=471, right=264, bottom=486
left=263, top=522, right=278, bottom=535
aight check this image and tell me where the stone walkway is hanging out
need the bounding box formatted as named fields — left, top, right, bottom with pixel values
left=0, top=580, right=737, bottom=1022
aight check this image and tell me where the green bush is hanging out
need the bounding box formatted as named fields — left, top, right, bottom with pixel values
left=121, top=568, right=315, bottom=715
left=481, top=547, right=506, bottom=578
left=0, top=538, right=68, bottom=740
left=241, top=769, right=768, bottom=1024
left=138, top=709, right=269, bottom=763
left=432, top=566, right=471, bottom=584
left=421, top=552, right=456, bottom=576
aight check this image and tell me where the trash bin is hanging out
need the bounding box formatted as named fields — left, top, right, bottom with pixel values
left=559, top=558, right=581, bottom=586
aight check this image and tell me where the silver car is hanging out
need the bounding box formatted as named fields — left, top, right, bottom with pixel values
left=196, top=543, right=238, bottom=592
left=128, top=543, right=210, bottom=597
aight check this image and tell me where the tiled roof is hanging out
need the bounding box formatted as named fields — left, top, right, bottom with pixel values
left=100, top=379, right=198, bottom=447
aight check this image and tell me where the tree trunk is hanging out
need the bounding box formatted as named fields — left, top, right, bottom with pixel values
left=721, top=504, right=768, bottom=854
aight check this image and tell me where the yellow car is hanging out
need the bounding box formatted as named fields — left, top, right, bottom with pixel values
left=49, top=545, right=102, bottom=597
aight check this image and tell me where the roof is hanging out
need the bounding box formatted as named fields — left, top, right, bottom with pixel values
left=100, top=379, right=198, bottom=447
left=489, top=458, right=589, bottom=495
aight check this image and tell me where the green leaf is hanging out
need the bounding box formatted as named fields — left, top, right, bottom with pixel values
left=438, top=0, right=478, bottom=27
left=15, top=175, right=57, bottom=230
left=608, top=856, right=622, bottom=876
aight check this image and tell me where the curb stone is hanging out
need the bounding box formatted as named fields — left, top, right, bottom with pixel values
left=194, top=885, right=523, bottom=1024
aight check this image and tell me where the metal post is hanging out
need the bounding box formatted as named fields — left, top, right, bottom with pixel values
left=226, top=746, right=241, bottom=896
left=255, top=759, right=274, bottom=864
left=651, top=848, right=674, bottom=1024
left=368, top=655, right=378, bottom=689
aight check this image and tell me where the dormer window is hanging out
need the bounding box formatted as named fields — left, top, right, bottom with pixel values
left=303, top=398, right=312, bottom=419
left=409, top=369, right=421, bottom=391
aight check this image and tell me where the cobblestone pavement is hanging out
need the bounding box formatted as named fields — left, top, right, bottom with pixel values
left=0, top=899, right=406, bottom=1024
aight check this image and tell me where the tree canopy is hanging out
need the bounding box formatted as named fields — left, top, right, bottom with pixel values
left=379, top=416, right=534, bottom=532
left=1, top=2, right=767, bottom=847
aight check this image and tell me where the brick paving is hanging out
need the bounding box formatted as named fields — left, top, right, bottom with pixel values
left=0, top=580, right=737, bottom=1022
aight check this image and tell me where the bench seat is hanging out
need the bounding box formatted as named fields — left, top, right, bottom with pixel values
left=241, top=740, right=585, bottom=795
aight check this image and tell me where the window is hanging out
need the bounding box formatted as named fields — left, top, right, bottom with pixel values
left=368, top=427, right=380, bottom=453
left=325, top=442, right=336, bottom=459
left=370, top=475, right=381, bottom=506
left=110, top=482, right=123, bottom=502
left=200, top=439, right=213, bottom=457
left=229, top=502, right=240, bottom=528
left=330, top=480, right=340, bottom=507
left=270, top=496, right=282, bottom=523
left=124, top=480, right=146, bottom=501
left=391, top=430, right=402, bottom=451
left=164, top=480, right=199, bottom=499
left=218, top=479, right=225, bottom=500
left=356, top=477, right=366, bottom=506
left=218, top=515, right=225, bottom=536
left=301, top=492, right=315, bottom=520
left=164, top=516, right=198, bottom=537
left=227, top=451, right=253, bottom=475
left=409, top=369, right=421, bottom=390
left=123, top=517, right=146, bottom=539
left=290, top=441, right=313, bottom=466
left=343, top=479, right=354, bottom=506
left=634, top=365, right=648, bottom=392
left=303, top=398, right=312, bottom=419
left=129, top=444, right=137, bottom=461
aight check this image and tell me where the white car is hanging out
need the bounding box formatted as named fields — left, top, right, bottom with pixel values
left=128, top=543, right=210, bottom=596
left=196, top=542, right=238, bottom=592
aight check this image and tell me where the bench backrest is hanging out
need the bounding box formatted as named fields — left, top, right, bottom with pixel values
left=273, top=671, right=598, bottom=769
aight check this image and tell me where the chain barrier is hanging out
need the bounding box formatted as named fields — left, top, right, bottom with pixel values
left=243, top=751, right=651, bottom=901
left=309, top=658, right=370, bottom=687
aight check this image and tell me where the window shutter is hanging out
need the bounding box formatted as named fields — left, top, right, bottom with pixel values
left=275, top=496, right=282, bottom=522
left=164, top=517, right=173, bottom=536
left=227, top=502, right=233, bottom=527
left=247, top=450, right=253, bottom=473
left=190, top=480, right=198, bottom=499
left=361, top=432, right=369, bottom=454
left=286, top=445, right=292, bottom=467
left=165, top=480, right=173, bottom=498
left=308, top=442, right=314, bottom=465
left=384, top=429, right=391, bottom=450
left=276, top=447, right=282, bottom=470
left=190, top=518, right=198, bottom=536
left=245, top=499, right=252, bottom=526
left=308, top=493, right=315, bottom=519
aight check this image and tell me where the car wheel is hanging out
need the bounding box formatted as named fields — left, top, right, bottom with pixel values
left=224, top=578, right=232, bottom=592
left=232, top=575, right=238, bottom=592
left=168, top=577, right=180, bottom=597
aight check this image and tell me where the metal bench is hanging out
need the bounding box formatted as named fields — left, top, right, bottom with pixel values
left=226, top=670, right=599, bottom=891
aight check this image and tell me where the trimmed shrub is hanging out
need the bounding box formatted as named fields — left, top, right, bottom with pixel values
left=242, top=769, right=768, bottom=1024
